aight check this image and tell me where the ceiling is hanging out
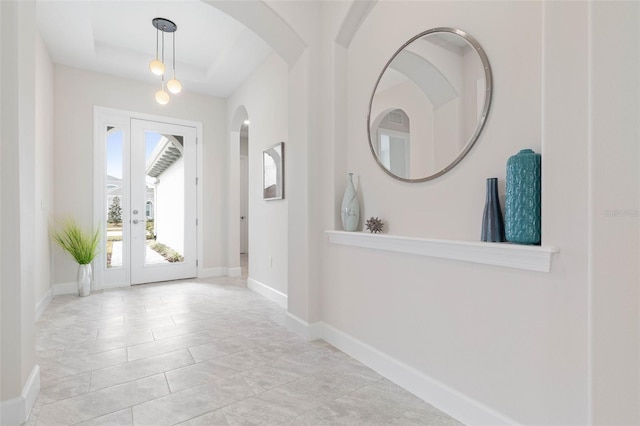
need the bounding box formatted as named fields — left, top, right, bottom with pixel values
left=36, top=0, right=274, bottom=98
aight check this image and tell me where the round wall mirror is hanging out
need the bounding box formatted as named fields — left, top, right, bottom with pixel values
left=367, top=28, right=492, bottom=182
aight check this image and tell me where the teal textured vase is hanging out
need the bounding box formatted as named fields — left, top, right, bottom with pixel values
left=341, top=173, right=360, bottom=232
left=505, top=149, right=541, bottom=245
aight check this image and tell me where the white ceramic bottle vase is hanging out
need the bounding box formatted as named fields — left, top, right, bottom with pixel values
left=341, top=173, right=360, bottom=231
left=77, top=264, right=92, bottom=297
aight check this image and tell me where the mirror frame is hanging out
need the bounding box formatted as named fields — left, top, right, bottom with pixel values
left=367, top=27, right=493, bottom=183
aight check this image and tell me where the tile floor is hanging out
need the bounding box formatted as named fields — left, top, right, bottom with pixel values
left=28, top=267, right=463, bottom=425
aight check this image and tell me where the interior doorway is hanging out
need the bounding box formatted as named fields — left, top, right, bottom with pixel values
left=239, top=120, right=249, bottom=277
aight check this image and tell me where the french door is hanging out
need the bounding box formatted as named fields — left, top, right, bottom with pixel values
left=95, top=110, right=197, bottom=287
left=130, top=119, right=197, bottom=284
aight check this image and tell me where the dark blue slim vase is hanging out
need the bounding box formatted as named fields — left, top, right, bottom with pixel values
left=481, top=177, right=505, bottom=242
left=505, top=149, right=541, bottom=245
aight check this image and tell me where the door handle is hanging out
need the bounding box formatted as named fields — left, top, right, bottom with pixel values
left=241, top=216, right=245, bottom=220
left=132, top=219, right=139, bottom=224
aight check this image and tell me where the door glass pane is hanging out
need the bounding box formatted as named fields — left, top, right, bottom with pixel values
left=144, top=131, right=185, bottom=265
left=106, top=127, right=123, bottom=269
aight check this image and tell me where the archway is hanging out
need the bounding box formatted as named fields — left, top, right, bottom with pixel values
left=228, top=106, right=250, bottom=276
left=205, top=0, right=377, bottom=327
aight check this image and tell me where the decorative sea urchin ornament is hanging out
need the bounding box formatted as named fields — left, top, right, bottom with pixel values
left=365, top=217, right=384, bottom=233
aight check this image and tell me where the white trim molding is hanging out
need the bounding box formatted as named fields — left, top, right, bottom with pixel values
left=247, top=277, right=287, bottom=308
left=53, top=281, right=129, bottom=296
left=0, top=365, right=40, bottom=426
left=227, top=267, right=242, bottom=277
left=35, top=289, right=53, bottom=321
left=54, top=280, right=131, bottom=297
left=95, top=281, right=130, bottom=291
left=198, top=267, right=242, bottom=279
left=93, top=107, right=204, bottom=289
left=285, top=312, right=323, bottom=341
left=326, top=231, right=559, bottom=272
left=198, top=267, right=230, bottom=278
left=287, top=319, right=519, bottom=426
left=320, top=323, right=520, bottom=426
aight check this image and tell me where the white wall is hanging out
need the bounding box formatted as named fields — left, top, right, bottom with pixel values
left=0, top=1, right=39, bottom=422
left=321, top=1, right=582, bottom=425
left=588, top=1, right=640, bottom=423
left=35, top=30, right=54, bottom=312
left=227, top=53, right=289, bottom=297
left=270, top=0, right=325, bottom=326
left=0, top=0, right=3, bottom=401
left=53, top=65, right=227, bottom=285
left=312, top=1, right=639, bottom=425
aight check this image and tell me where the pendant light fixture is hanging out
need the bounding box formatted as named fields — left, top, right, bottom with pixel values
left=155, top=74, right=170, bottom=105
left=149, top=22, right=165, bottom=75
left=149, top=18, right=181, bottom=105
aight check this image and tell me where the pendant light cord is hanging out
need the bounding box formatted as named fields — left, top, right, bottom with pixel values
left=172, top=32, right=176, bottom=78
left=161, top=26, right=165, bottom=67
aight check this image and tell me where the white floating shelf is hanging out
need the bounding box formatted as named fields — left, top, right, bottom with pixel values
left=326, top=231, right=559, bottom=272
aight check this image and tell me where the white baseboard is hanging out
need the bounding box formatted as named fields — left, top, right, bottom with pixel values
left=247, top=277, right=287, bottom=308
left=57, top=267, right=240, bottom=294
left=95, top=281, right=130, bottom=291
left=228, top=267, right=242, bottom=277
left=35, top=289, right=53, bottom=321
left=23, top=365, right=40, bottom=422
left=55, top=281, right=130, bottom=296
left=0, top=365, right=40, bottom=426
left=198, top=267, right=229, bottom=278
left=285, top=312, right=323, bottom=341
left=321, top=323, right=519, bottom=425
left=287, top=319, right=518, bottom=426
left=53, top=282, right=77, bottom=296
left=199, top=266, right=242, bottom=278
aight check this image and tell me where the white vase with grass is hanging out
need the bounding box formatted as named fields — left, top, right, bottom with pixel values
left=52, top=219, right=100, bottom=297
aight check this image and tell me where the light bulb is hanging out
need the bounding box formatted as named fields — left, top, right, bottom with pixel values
left=167, top=78, right=182, bottom=94
left=149, top=59, right=165, bottom=75
left=155, top=90, right=170, bottom=105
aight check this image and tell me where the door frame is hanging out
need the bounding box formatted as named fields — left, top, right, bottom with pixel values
left=227, top=106, right=249, bottom=277
left=93, top=106, right=204, bottom=290
left=377, top=127, right=411, bottom=177
left=239, top=155, right=248, bottom=255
